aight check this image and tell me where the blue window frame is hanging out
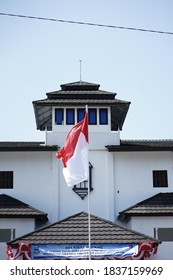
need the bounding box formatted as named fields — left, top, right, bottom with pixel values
left=55, top=108, right=64, bottom=124
left=89, top=108, right=97, bottom=125
left=99, top=108, right=108, bottom=124
left=77, top=108, right=85, bottom=122
left=66, top=108, right=75, bottom=125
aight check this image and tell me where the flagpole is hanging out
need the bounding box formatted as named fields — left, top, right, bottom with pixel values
left=86, top=105, right=91, bottom=260
left=88, top=164, right=91, bottom=260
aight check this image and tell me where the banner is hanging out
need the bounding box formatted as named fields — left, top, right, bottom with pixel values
left=30, top=243, right=138, bottom=259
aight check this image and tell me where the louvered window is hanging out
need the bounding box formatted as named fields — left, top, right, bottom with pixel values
left=0, top=171, right=13, bottom=189
left=153, top=170, right=168, bottom=188
left=0, top=229, right=15, bottom=242
left=154, top=228, right=173, bottom=241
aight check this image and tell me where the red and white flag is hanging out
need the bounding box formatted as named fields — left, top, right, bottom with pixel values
left=56, top=112, right=89, bottom=186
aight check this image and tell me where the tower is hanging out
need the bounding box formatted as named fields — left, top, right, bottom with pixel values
left=33, top=80, right=130, bottom=149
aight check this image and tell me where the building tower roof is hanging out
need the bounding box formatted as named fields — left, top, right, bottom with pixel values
left=33, top=80, right=130, bottom=131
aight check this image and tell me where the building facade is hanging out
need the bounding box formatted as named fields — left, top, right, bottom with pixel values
left=0, top=80, right=173, bottom=259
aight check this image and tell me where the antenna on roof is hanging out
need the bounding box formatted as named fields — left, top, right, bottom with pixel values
left=79, top=59, right=82, bottom=81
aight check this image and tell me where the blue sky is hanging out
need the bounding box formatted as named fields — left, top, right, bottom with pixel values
left=1, top=0, right=173, bottom=141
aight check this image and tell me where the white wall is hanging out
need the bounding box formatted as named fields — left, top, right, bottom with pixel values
left=0, top=149, right=116, bottom=224
left=47, top=131, right=120, bottom=149
left=113, top=151, right=173, bottom=217
left=0, top=218, right=34, bottom=259
left=58, top=149, right=116, bottom=221
left=0, top=151, right=59, bottom=223
left=130, top=216, right=173, bottom=260
left=1, top=148, right=173, bottom=259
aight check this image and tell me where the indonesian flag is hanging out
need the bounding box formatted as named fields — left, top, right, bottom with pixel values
left=56, top=112, right=89, bottom=187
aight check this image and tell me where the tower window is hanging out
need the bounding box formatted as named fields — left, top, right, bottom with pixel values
left=77, top=108, right=85, bottom=123
left=89, top=109, right=97, bottom=125
left=99, top=108, right=108, bottom=124
left=55, top=108, right=64, bottom=124
left=55, top=107, right=109, bottom=126
left=66, top=108, right=75, bottom=125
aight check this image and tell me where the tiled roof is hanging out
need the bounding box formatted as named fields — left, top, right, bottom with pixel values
left=60, top=81, right=100, bottom=91
left=0, top=194, right=48, bottom=222
left=47, top=80, right=116, bottom=98
left=106, top=139, right=173, bottom=152
left=33, top=80, right=130, bottom=131
left=8, top=211, right=160, bottom=246
left=34, top=98, right=127, bottom=105
left=1, top=140, right=173, bottom=152
left=0, top=142, right=58, bottom=151
left=118, top=193, right=173, bottom=220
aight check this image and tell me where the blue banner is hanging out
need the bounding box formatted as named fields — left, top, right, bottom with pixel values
left=30, top=243, right=138, bottom=259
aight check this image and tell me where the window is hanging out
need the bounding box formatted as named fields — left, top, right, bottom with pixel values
left=73, top=163, right=93, bottom=199
left=55, top=108, right=64, bottom=124
left=0, top=171, right=13, bottom=189
left=153, top=170, right=168, bottom=188
left=89, top=109, right=97, bottom=125
left=77, top=108, right=85, bottom=123
left=0, top=229, right=15, bottom=242
left=154, top=228, right=173, bottom=241
left=99, top=108, right=108, bottom=124
left=55, top=107, right=108, bottom=126
left=66, top=108, right=75, bottom=125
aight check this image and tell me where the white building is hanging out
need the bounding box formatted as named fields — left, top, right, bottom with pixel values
left=0, top=80, right=173, bottom=259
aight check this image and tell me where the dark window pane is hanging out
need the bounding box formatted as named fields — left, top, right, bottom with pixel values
left=0, top=171, right=13, bottom=189
left=89, top=109, right=97, bottom=125
left=77, top=108, right=85, bottom=122
left=99, top=108, right=108, bottom=124
left=66, top=108, right=75, bottom=125
left=0, top=229, right=15, bottom=242
left=153, top=170, right=168, bottom=188
left=55, top=108, right=64, bottom=124
left=158, top=228, right=173, bottom=241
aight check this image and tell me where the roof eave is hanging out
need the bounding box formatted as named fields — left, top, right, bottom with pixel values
left=0, top=214, right=48, bottom=221
left=120, top=212, right=173, bottom=218
left=106, top=146, right=173, bottom=152
left=0, top=143, right=58, bottom=152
